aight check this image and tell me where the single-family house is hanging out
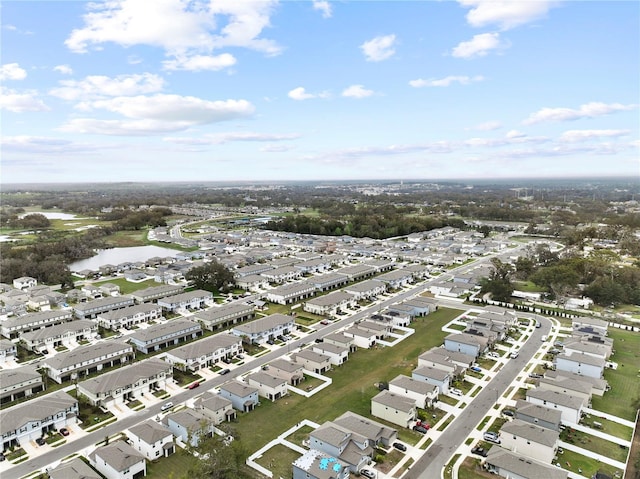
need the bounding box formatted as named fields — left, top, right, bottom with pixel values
left=356, top=320, right=392, bottom=340
left=444, top=332, right=489, bottom=358
left=515, top=400, right=562, bottom=432
left=312, top=342, right=349, bottom=366
left=563, top=337, right=612, bottom=360
left=0, top=338, right=18, bottom=363
left=323, top=332, right=356, bottom=352
left=266, top=358, right=305, bottom=386
left=389, top=374, right=439, bottom=409
left=332, top=411, right=397, bottom=447
left=525, top=389, right=584, bottom=425
left=89, top=440, right=147, bottom=479
left=411, top=366, right=450, bottom=395
left=292, top=449, right=350, bottom=479
left=164, top=408, right=215, bottom=447
left=371, top=390, right=416, bottom=428
left=342, top=325, right=376, bottom=349
left=572, top=317, right=608, bottom=337
left=554, top=352, right=605, bottom=379
left=246, top=371, right=288, bottom=401
left=291, top=349, right=332, bottom=374
left=483, top=448, right=568, bottom=479
left=536, top=376, right=593, bottom=405
left=309, top=423, right=372, bottom=473
left=128, top=419, right=175, bottom=460
left=13, top=277, right=37, bottom=290
left=218, top=380, right=259, bottom=412
left=499, top=419, right=560, bottom=463
left=48, top=457, right=101, bottom=479
left=194, top=391, right=236, bottom=424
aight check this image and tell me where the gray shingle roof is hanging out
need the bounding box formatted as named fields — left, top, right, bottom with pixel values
left=0, top=390, right=77, bottom=435
left=90, top=440, right=145, bottom=472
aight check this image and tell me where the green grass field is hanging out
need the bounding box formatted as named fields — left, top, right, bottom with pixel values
left=591, top=328, right=640, bottom=421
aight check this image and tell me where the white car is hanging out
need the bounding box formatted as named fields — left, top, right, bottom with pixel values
left=450, top=388, right=463, bottom=396
left=509, top=351, right=519, bottom=359
left=483, top=431, right=501, bottom=443
left=160, top=402, right=174, bottom=411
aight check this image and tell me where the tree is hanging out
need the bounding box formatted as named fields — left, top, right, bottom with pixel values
left=183, top=430, right=250, bottom=479
left=479, top=258, right=514, bottom=303
left=185, top=261, right=235, bottom=294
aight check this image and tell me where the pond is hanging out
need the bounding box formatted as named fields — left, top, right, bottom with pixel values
left=69, top=245, right=181, bottom=271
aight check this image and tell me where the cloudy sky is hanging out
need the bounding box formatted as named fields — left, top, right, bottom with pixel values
left=1, top=0, right=638, bottom=183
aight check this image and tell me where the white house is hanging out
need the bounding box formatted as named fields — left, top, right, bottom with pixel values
left=342, top=325, right=377, bottom=349
left=311, top=342, right=349, bottom=366
left=163, top=333, right=242, bottom=372
left=499, top=419, right=560, bottom=463
left=525, top=389, right=584, bottom=425
left=484, top=448, right=568, bottom=479
left=266, top=358, right=305, bottom=386
left=89, top=440, right=146, bottom=479
left=291, top=349, right=332, bottom=374
left=554, top=352, right=605, bottom=379
left=389, top=374, right=439, bottom=409
left=194, top=391, right=236, bottom=424
left=13, top=277, right=37, bottom=290
left=231, top=313, right=295, bottom=345
left=246, top=371, right=288, bottom=401
left=411, top=366, right=450, bottom=395
left=371, top=390, right=416, bottom=428
left=218, top=380, right=259, bottom=412
left=164, top=408, right=215, bottom=447
left=443, top=332, right=489, bottom=358
left=128, top=419, right=175, bottom=460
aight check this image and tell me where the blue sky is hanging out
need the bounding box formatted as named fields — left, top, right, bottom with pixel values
left=1, top=0, right=638, bottom=183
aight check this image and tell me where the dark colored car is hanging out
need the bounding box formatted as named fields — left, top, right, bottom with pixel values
left=393, top=442, right=407, bottom=451
left=471, top=446, right=488, bottom=457
left=413, top=425, right=428, bottom=434
left=0, top=453, right=5, bottom=461
left=219, top=368, right=230, bottom=375
left=502, top=409, right=515, bottom=417
left=36, top=437, right=46, bottom=446
left=59, top=428, right=70, bottom=436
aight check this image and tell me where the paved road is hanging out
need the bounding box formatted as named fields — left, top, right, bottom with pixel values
left=6, top=243, right=525, bottom=479
left=404, top=314, right=552, bottom=479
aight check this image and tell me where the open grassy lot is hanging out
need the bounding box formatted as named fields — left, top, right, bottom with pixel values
left=255, top=443, right=300, bottom=479
left=146, top=448, right=202, bottom=478
left=229, top=308, right=459, bottom=458
left=94, top=277, right=159, bottom=294
left=591, top=328, right=640, bottom=421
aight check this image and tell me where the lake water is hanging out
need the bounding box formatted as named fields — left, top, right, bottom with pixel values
left=19, top=211, right=79, bottom=220
left=69, top=245, right=181, bottom=271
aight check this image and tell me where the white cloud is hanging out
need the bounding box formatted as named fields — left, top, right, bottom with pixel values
left=288, top=87, right=329, bottom=101
left=82, top=94, right=254, bottom=122
left=451, top=32, right=504, bottom=58
left=342, top=84, right=374, bottom=99
left=58, top=118, right=194, bottom=136
left=523, top=102, right=638, bottom=125
left=0, top=88, right=49, bottom=112
left=312, top=0, right=332, bottom=18
left=559, top=129, right=631, bottom=143
left=0, top=63, right=27, bottom=81
left=49, top=73, right=165, bottom=101
left=162, top=53, right=236, bottom=71
left=1, top=135, right=101, bottom=154
left=261, top=144, right=294, bottom=153
left=458, top=0, right=558, bottom=30
left=53, top=64, right=74, bottom=75
left=65, top=0, right=281, bottom=62
left=360, top=34, right=397, bottom=62
left=409, top=75, right=484, bottom=88
left=506, top=129, right=526, bottom=138
left=468, top=121, right=502, bottom=131
left=164, top=131, right=300, bottom=145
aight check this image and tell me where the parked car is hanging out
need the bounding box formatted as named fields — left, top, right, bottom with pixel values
left=450, top=388, right=463, bottom=396
left=470, top=366, right=482, bottom=373
left=509, top=351, right=519, bottom=359
left=471, top=446, right=488, bottom=457
left=483, top=431, right=500, bottom=444
left=0, top=453, right=5, bottom=461
left=320, top=320, right=329, bottom=325
left=393, top=442, right=407, bottom=452
left=502, top=409, right=515, bottom=417
left=36, top=437, right=46, bottom=446
left=528, top=373, right=542, bottom=379
left=188, top=381, right=200, bottom=389
left=161, top=402, right=174, bottom=411
left=59, top=428, right=70, bottom=436
left=413, top=425, right=429, bottom=434
left=360, top=469, right=375, bottom=479
left=487, top=352, right=500, bottom=358
left=219, top=368, right=231, bottom=375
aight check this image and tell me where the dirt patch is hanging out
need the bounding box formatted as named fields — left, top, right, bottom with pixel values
left=626, top=417, right=640, bottom=479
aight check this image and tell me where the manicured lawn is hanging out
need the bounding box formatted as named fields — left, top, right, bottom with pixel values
left=591, top=328, right=640, bottom=421
left=146, top=448, right=200, bottom=478
left=561, top=427, right=629, bottom=463
left=580, top=414, right=633, bottom=441
left=230, top=308, right=460, bottom=458
left=556, top=448, right=623, bottom=478
left=95, top=277, right=159, bottom=294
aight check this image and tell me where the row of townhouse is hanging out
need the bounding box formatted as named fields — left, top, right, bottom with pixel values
left=163, top=333, right=242, bottom=372
left=156, top=290, right=213, bottom=313
left=74, top=296, right=136, bottom=319
left=192, top=302, right=256, bottom=331
left=128, top=318, right=203, bottom=354
left=0, top=366, right=44, bottom=404
left=43, top=341, right=135, bottom=384
left=20, top=319, right=98, bottom=352
left=0, top=309, right=73, bottom=339
left=230, top=313, right=295, bottom=345
left=78, top=358, right=173, bottom=407
left=96, top=303, right=163, bottom=330
left=0, top=390, right=79, bottom=453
